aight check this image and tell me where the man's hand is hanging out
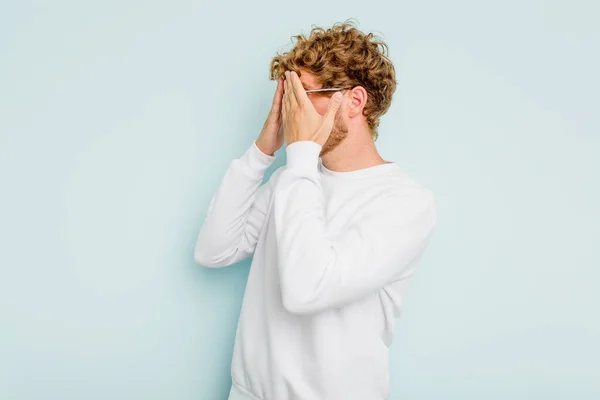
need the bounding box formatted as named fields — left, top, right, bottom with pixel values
left=282, top=70, right=345, bottom=147
left=256, top=78, right=285, bottom=156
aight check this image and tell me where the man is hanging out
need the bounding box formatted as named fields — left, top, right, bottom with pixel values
left=194, top=20, right=436, bottom=400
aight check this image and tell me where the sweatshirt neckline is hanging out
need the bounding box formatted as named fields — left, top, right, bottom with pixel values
left=318, top=158, right=400, bottom=179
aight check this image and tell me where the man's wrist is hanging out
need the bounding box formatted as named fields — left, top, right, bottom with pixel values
left=246, top=141, right=276, bottom=166
left=255, top=140, right=275, bottom=156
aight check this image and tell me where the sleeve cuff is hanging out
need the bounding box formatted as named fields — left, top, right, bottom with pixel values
left=238, top=141, right=277, bottom=177
left=285, top=140, right=322, bottom=175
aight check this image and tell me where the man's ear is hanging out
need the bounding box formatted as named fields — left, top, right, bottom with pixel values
left=347, top=86, right=368, bottom=117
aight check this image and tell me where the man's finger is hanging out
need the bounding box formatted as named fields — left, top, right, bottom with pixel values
left=283, top=79, right=291, bottom=121
left=285, top=72, right=298, bottom=108
left=282, top=86, right=288, bottom=119
left=321, top=91, right=344, bottom=134
left=289, top=71, right=308, bottom=106
left=271, top=78, right=284, bottom=110
left=283, top=77, right=292, bottom=114
left=283, top=76, right=289, bottom=109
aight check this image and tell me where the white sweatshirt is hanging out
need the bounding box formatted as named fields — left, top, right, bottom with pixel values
left=194, top=140, right=436, bottom=400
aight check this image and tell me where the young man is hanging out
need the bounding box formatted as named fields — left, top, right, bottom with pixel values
left=194, top=21, right=436, bottom=400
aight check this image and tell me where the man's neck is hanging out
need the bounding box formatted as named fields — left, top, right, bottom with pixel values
left=320, top=129, right=388, bottom=173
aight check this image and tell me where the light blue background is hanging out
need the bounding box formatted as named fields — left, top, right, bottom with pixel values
left=1, top=1, right=598, bottom=399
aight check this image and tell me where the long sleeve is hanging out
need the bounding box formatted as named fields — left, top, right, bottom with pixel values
left=194, top=141, right=277, bottom=268
left=273, top=141, right=436, bottom=315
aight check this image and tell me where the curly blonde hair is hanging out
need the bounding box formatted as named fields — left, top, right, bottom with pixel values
left=269, top=19, right=397, bottom=141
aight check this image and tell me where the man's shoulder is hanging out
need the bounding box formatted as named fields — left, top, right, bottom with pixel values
left=375, top=166, right=434, bottom=202
left=369, top=171, right=436, bottom=225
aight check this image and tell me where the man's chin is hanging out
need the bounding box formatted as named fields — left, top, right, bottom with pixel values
left=320, top=121, right=348, bottom=158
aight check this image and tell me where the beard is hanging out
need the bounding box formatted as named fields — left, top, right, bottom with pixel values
left=319, top=110, right=349, bottom=157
